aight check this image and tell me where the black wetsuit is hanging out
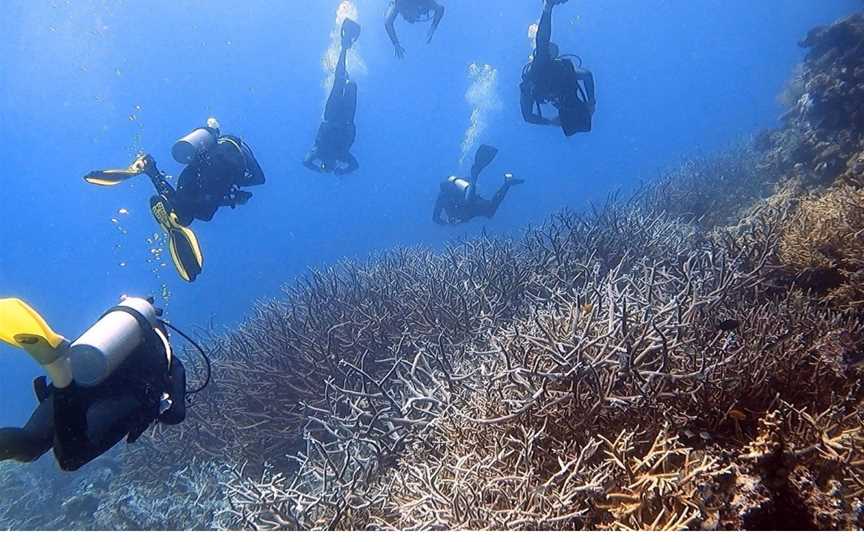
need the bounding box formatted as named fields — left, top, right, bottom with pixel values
left=432, top=177, right=516, bottom=225
left=520, top=1, right=596, bottom=136
left=146, top=134, right=265, bottom=226
left=0, top=323, right=186, bottom=472
left=385, top=0, right=445, bottom=58
left=305, top=41, right=359, bottom=176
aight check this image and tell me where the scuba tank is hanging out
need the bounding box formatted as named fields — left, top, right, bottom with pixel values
left=1, top=296, right=212, bottom=396
left=447, top=176, right=474, bottom=203
left=68, top=297, right=159, bottom=386
left=171, top=118, right=221, bottom=164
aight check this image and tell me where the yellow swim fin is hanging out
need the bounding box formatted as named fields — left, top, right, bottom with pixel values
left=0, top=298, right=73, bottom=387
left=84, top=155, right=151, bottom=187
left=150, top=196, right=204, bottom=282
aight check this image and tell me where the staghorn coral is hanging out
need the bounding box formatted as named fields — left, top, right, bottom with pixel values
left=210, top=198, right=863, bottom=530
left=779, top=183, right=864, bottom=307
left=636, top=141, right=771, bottom=228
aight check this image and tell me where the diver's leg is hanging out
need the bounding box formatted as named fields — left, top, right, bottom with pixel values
left=482, top=178, right=522, bottom=218
left=139, top=155, right=176, bottom=199
left=344, top=81, right=358, bottom=122
left=324, top=47, right=350, bottom=121
left=535, top=1, right=556, bottom=63
left=0, top=400, right=54, bottom=463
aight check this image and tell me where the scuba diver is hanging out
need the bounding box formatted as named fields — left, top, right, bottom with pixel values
left=521, top=0, right=596, bottom=136
left=433, top=144, right=525, bottom=225
left=385, top=0, right=445, bottom=59
left=84, top=118, right=265, bottom=282
left=305, top=18, right=362, bottom=177
left=0, top=296, right=209, bottom=472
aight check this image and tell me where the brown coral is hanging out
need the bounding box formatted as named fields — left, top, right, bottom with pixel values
left=779, top=184, right=864, bottom=307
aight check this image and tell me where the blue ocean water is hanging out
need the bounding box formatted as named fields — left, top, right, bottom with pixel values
left=0, top=0, right=857, bottom=428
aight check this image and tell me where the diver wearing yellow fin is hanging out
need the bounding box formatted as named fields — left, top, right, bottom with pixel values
left=0, top=297, right=206, bottom=471
left=84, top=118, right=266, bottom=282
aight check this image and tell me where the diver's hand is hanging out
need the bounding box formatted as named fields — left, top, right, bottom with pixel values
left=426, top=28, right=436, bottom=44
left=394, top=43, right=406, bottom=59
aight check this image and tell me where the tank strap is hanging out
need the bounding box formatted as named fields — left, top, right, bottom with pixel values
left=218, top=136, right=252, bottom=184
left=153, top=327, right=173, bottom=372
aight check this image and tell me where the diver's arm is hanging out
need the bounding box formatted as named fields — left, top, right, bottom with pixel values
left=335, top=153, right=359, bottom=176
left=432, top=191, right=447, bottom=225
left=385, top=2, right=406, bottom=58
left=521, top=87, right=549, bottom=125
left=427, top=2, right=445, bottom=43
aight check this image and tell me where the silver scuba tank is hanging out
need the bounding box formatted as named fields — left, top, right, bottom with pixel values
left=449, top=176, right=474, bottom=203
left=172, top=128, right=216, bottom=164
left=171, top=118, right=221, bottom=164
left=68, top=297, right=158, bottom=387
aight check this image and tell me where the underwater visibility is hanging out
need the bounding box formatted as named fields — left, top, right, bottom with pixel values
left=2, top=0, right=864, bottom=532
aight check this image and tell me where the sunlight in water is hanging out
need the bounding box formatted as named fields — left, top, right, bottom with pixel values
left=322, top=1, right=367, bottom=94
left=460, top=63, right=501, bottom=166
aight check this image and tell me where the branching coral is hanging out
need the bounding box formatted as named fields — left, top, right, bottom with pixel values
left=205, top=197, right=861, bottom=530
left=779, top=184, right=864, bottom=308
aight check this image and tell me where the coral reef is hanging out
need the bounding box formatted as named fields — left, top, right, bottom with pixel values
left=3, top=10, right=864, bottom=532
left=760, top=12, right=864, bottom=189
left=210, top=196, right=862, bottom=531
left=755, top=12, right=864, bottom=309
left=0, top=452, right=231, bottom=530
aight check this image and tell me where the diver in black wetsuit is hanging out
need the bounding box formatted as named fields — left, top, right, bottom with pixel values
left=84, top=119, right=266, bottom=282
left=304, top=19, right=362, bottom=177
left=521, top=0, right=596, bottom=136
left=433, top=145, right=525, bottom=225
left=0, top=297, right=190, bottom=472
left=385, top=0, right=445, bottom=59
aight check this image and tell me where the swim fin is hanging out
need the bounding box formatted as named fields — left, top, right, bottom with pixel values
left=150, top=196, right=203, bottom=283
left=341, top=18, right=361, bottom=49
left=0, top=298, right=73, bottom=387
left=84, top=155, right=151, bottom=187
left=471, top=144, right=499, bottom=180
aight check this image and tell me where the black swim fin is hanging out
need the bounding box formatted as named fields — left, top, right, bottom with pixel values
left=150, top=196, right=203, bottom=283
left=341, top=18, right=361, bottom=49
left=471, top=144, right=499, bottom=180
